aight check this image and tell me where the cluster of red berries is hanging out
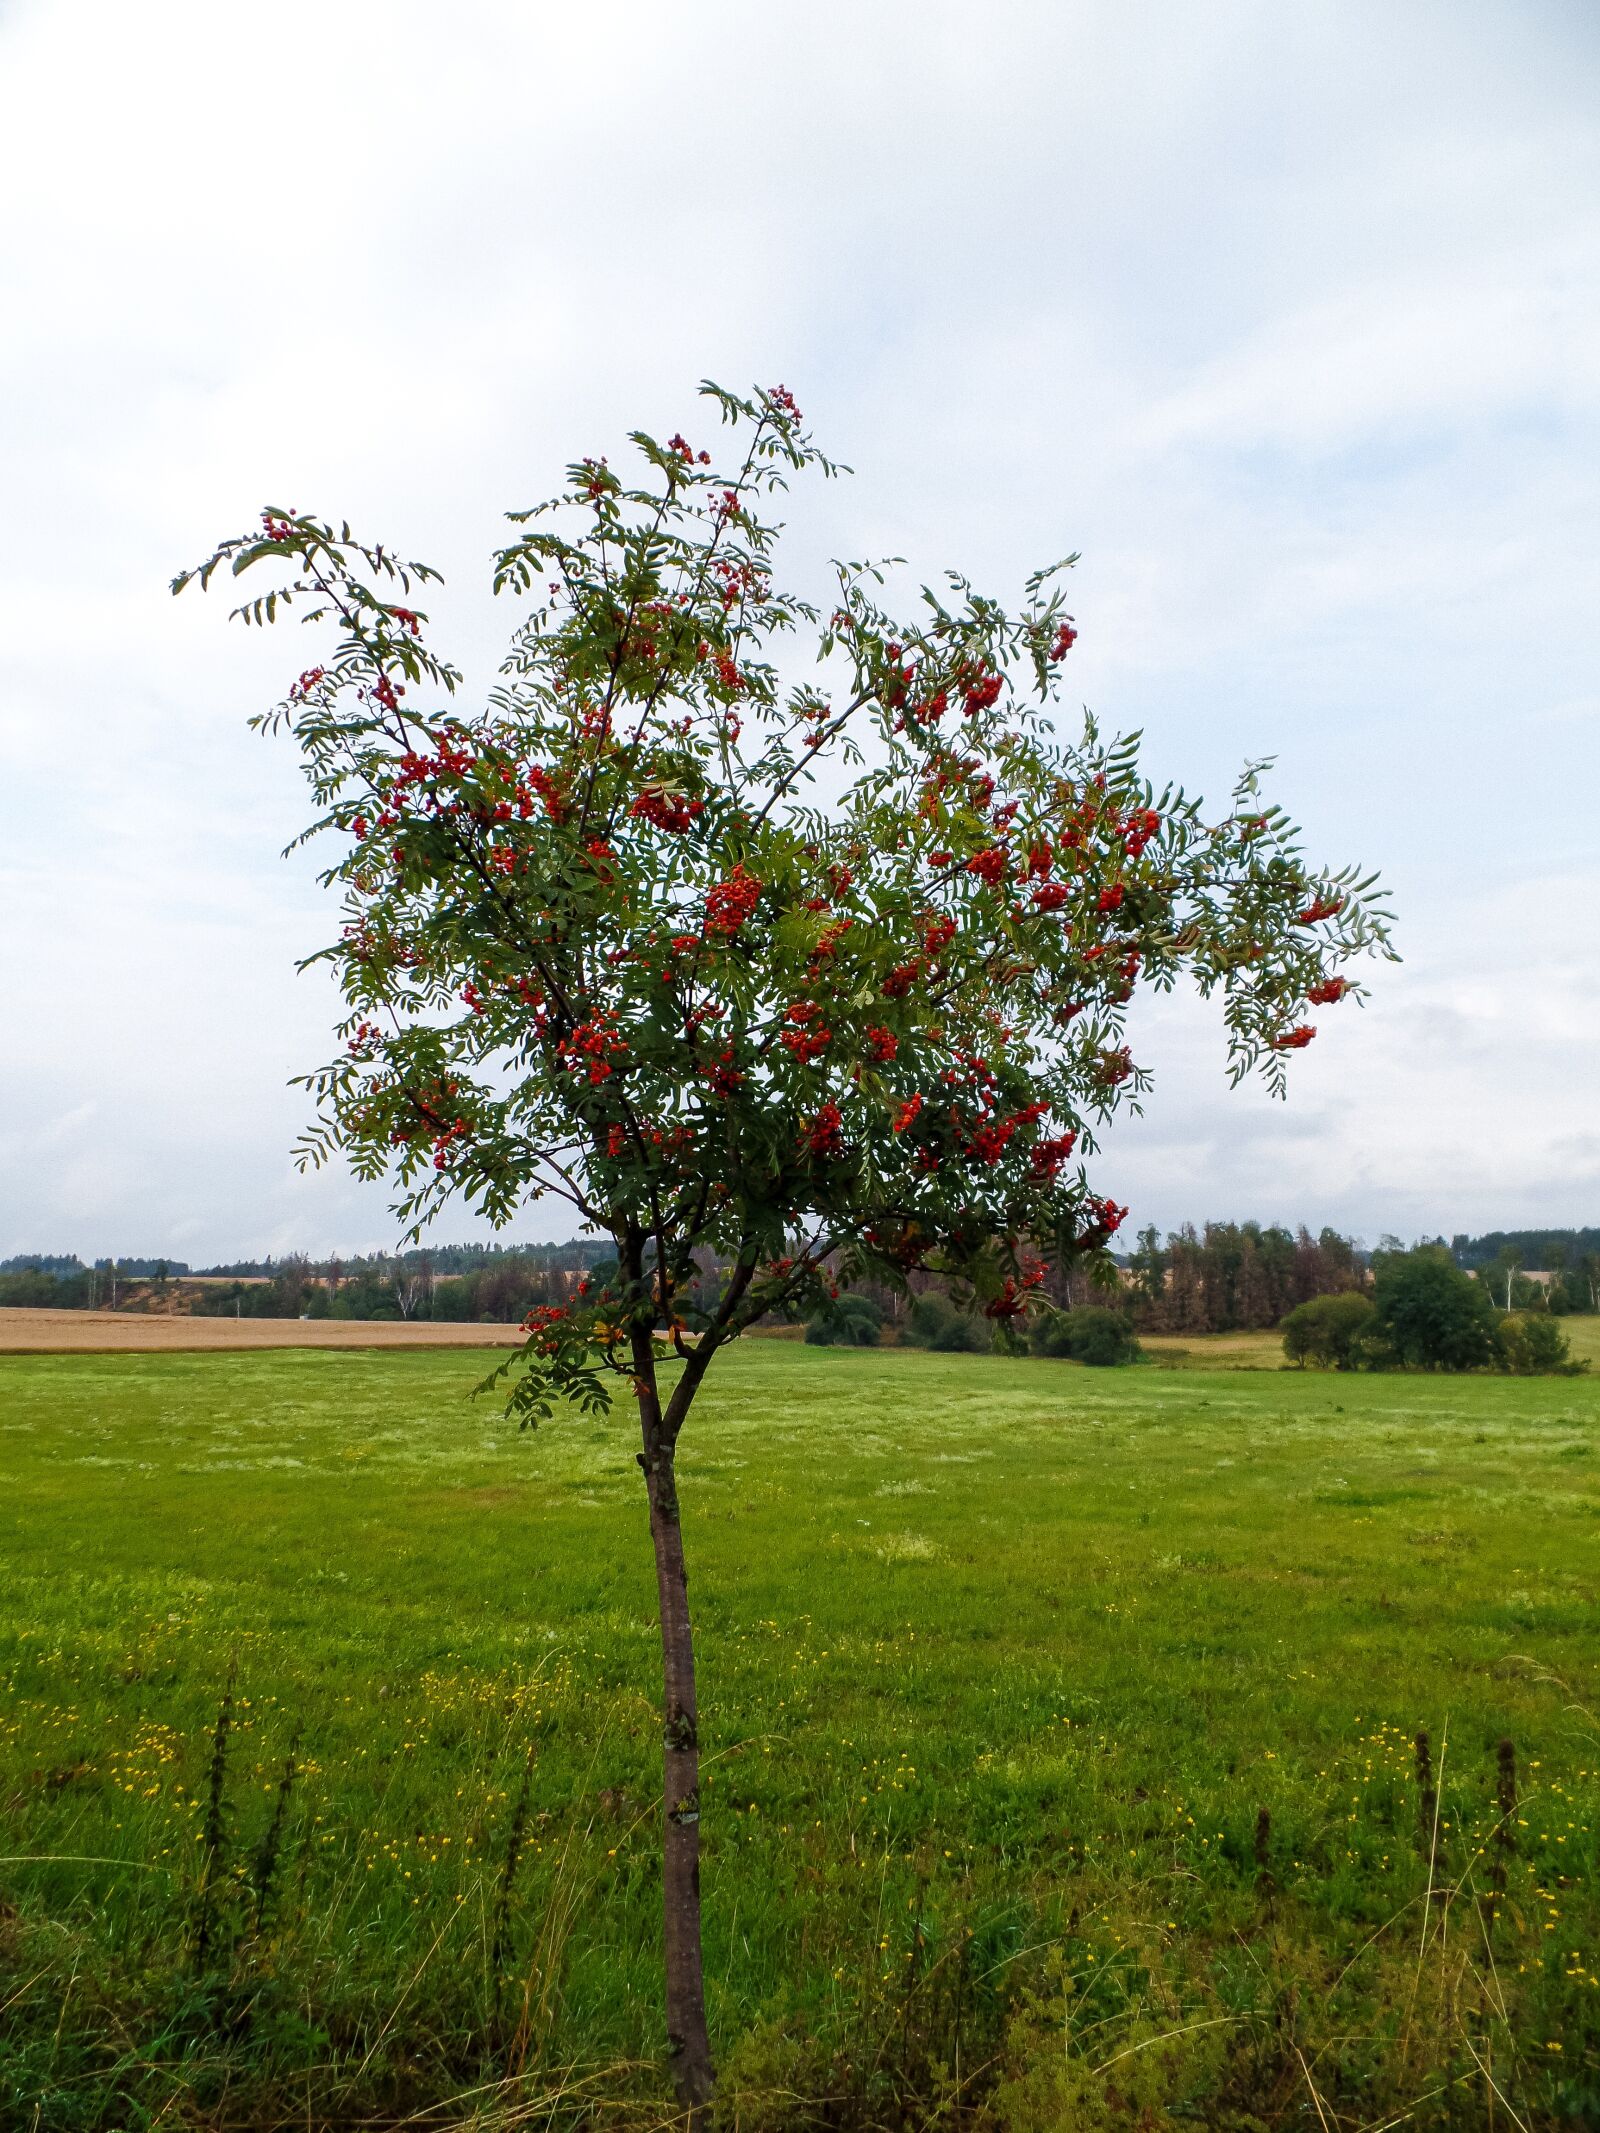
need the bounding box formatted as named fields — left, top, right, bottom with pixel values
left=804, top=1101, right=845, bottom=1159
left=560, top=1017, right=629, bottom=1085
left=985, top=1267, right=1047, bottom=1319
left=1078, top=1195, right=1128, bottom=1242
left=429, top=1118, right=471, bottom=1170
left=521, top=1302, right=571, bottom=1354
left=959, top=667, right=1004, bottom=716
left=1120, top=808, right=1161, bottom=858
left=968, top=1099, right=1049, bottom=1168
left=711, top=557, right=769, bottom=610
left=781, top=1001, right=832, bottom=1063
left=520, top=765, right=566, bottom=821
left=700, top=1046, right=745, bottom=1096
left=1270, top=1025, right=1317, bottom=1051
left=1029, top=1130, right=1078, bottom=1181
left=704, top=864, right=762, bottom=939
left=631, top=789, right=704, bottom=833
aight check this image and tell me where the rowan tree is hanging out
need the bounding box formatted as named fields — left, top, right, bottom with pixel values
left=176, top=381, right=1391, bottom=2116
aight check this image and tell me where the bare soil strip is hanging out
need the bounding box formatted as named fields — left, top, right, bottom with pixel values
left=0, top=1308, right=525, bottom=1353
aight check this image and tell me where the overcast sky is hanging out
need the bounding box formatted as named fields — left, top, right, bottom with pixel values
left=2, top=0, right=1596, bottom=1264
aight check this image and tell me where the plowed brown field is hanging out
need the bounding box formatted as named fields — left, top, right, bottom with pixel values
left=0, top=1307, right=525, bottom=1352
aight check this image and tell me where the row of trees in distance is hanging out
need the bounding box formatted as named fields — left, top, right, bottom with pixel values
left=813, top=1243, right=1585, bottom=1375
left=1282, top=1244, right=1584, bottom=1374
left=0, top=1242, right=592, bottom=1318
left=4, top=1229, right=1598, bottom=1325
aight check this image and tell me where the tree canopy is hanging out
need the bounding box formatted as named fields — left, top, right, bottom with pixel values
left=176, top=382, right=1391, bottom=1414
left=1369, top=1245, right=1500, bottom=1371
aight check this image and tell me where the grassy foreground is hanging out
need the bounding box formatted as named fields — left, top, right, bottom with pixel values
left=1, top=1343, right=1597, bottom=2130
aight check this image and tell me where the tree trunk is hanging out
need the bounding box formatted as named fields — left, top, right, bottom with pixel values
left=642, top=1437, right=714, bottom=2117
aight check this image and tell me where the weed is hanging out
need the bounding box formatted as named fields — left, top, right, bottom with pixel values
left=491, top=1743, right=536, bottom=2030
left=191, top=1672, right=234, bottom=1972
left=250, top=1730, right=299, bottom=1937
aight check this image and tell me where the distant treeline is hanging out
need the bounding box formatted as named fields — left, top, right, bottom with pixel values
left=5, top=1228, right=1599, bottom=1327
left=1451, top=1228, right=1600, bottom=1273
left=1108, top=1224, right=1598, bottom=1332
left=190, top=1245, right=597, bottom=1323
left=191, top=1240, right=593, bottom=1281
left=0, top=1253, right=191, bottom=1280
left=1112, top=1223, right=1367, bottom=1336
left=0, top=1261, right=191, bottom=1309
left=0, top=1241, right=598, bottom=1319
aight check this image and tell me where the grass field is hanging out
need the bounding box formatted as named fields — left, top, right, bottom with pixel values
left=2, top=1341, right=1598, bottom=2130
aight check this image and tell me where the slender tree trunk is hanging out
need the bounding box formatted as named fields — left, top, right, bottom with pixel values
left=644, top=1450, right=712, bottom=2115
left=623, top=1240, right=749, bottom=2120
left=640, top=1420, right=713, bottom=2115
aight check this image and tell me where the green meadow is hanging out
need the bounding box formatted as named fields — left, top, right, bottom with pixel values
left=2, top=1341, right=1598, bottom=2129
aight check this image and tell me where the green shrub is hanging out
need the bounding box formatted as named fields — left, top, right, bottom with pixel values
left=1498, top=1311, right=1585, bottom=1376
left=1031, top=1306, right=1140, bottom=1367
left=902, top=1292, right=954, bottom=1345
left=804, top=1293, right=883, bottom=1347
left=898, top=1290, right=987, bottom=1351
left=1281, top=1291, right=1375, bottom=1370
left=928, top=1312, right=987, bottom=1353
left=1071, top=1307, right=1141, bottom=1367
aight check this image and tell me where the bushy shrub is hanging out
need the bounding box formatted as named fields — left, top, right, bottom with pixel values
left=903, top=1292, right=953, bottom=1345
left=1498, top=1311, right=1585, bottom=1376
left=1028, top=1314, right=1075, bottom=1359
left=930, top=1312, right=988, bottom=1353
left=804, top=1293, right=884, bottom=1347
left=1030, top=1305, right=1140, bottom=1367
left=1281, top=1291, right=1375, bottom=1369
left=900, top=1291, right=986, bottom=1352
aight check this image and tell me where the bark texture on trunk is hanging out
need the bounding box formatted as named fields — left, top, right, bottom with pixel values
left=642, top=1417, right=714, bottom=2115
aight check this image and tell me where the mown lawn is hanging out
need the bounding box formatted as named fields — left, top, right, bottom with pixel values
left=1, top=1341, right=1597, bottom=2129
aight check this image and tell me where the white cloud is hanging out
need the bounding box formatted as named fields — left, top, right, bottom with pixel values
left=1, top=0, right=1596, bottom=1260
